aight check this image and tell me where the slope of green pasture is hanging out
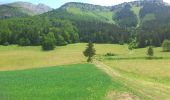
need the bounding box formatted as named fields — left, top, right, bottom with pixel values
left=66, top=7, right=114, bottom=23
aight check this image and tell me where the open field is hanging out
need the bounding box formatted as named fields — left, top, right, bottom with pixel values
left=0, top=64, right=114, bottom=100
left=1, top=43, right=170, bottom=71
left=0, top=44, right=86, bottom=71
left=102, top=59, right=170, bottom=99
left=0, top=43, right=131, bottom=71
left=98, top=44, right=170, bottom=99
left=1, top=43, right=170, bottom=99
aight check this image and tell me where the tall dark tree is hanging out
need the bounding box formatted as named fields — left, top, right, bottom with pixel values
left=147, top=46, right=154, bottom=58
left=83, top=42, right=96, bottom=62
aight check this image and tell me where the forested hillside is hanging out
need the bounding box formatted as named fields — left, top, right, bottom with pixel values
left=136, top=1, right=170, bottom=47
left=0, top=0, right=170, bottom=48
left=0, top=17, right=79, bottom=46
left=43, top=2, right=129, bottom=43
left=42, top=0, right=170, bottom=47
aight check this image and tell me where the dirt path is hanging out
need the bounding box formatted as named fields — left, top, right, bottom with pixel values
left=94, top=60, right=121, bottom=77
left=94, top=60, right=170, bottom=100
left=94, top=60, right=137, bottom=100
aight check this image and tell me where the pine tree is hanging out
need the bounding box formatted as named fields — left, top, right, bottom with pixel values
left=147, top=46, right=154, bottom=57
left=83, top=42, right=96, bottom=62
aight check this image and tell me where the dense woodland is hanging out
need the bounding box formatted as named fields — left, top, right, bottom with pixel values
left=1, top=0, right=170, bottom=49
left=113, top=4, right=138, bottom=28
left=136, top=2, right=170, bottom=47
left=0, top=16, right=79, bottom=46
left=0, top=16, right=129, bottom=46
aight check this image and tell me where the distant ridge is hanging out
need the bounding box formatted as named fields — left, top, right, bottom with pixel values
left=0, top=1, right=52, bottom=19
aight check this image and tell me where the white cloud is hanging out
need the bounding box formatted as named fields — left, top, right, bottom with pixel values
left=164, top=0, right=170, bottom=4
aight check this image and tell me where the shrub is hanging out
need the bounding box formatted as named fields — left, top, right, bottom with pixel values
left=119, top=40, right=124, bottom=45
left=3, top=42, right=9, bottom=46
left=105, top=53, right=116, bottom=56
left=162, top=40, right=170, bottom=52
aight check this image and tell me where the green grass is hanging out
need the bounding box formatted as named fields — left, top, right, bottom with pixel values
left=142, top=13, right=156, bottom=22
left=0, top=44, right=86, bottom=70
left=66, top=7, right=114, bottom=23
left=0, top=43, right=131, bottom=71
left=0, top=64, right=114, bottom=100
left=103, top=59, right=170, bottom=99
left=98, top=45, right=170, bottom=99
left=1, top=43, right=170, bottom=99
left=1, top=43, right=170, bottom=71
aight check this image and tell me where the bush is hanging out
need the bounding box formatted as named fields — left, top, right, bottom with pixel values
left=3, top=42, right=9, bottom=46
left=162, top=40, right=170, bottom=52
left=119, top=40, right=124, bottom=45
left=105, top=53, right=116, bottom=56
left=18, top=38, right=30, bottom=46
left=42, top=32, right=56, bottom=51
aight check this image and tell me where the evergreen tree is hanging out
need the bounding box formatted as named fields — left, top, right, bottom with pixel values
left=147, top=46, right=154, bottom=58
left=83, top=42, right=96, bottom=62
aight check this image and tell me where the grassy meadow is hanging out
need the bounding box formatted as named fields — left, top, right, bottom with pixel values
left=0, top=43, right=130, bottom=71
left=1, top=43, right=170, bottom=99
left=0, top=44, right=86, bottom=71
left=0, top=64, right=114, bottom=100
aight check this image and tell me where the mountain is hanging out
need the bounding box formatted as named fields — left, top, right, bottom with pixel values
left=45, top=0, right=169, bottom=27
left=1, top=0, right=170, bottom=47
left=45, top=2, right=113, bottom=23
left=43, top=2, right=129, bottom=43
left=0, top=2, right=52, bottom=19
left=42, top=0, right=170, bottom=47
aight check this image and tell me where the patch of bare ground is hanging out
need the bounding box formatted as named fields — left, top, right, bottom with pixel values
left=106, top=91, right=140, bottom=100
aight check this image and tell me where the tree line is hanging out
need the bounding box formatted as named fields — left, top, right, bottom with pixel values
left=0, top=16, right=79, bottom=50
left=0, top=10, right=130, bottom=50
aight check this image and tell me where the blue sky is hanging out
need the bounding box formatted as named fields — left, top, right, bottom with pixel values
left=0, top=0, right=169, bottom=8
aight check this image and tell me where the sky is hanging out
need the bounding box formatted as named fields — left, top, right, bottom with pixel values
left=0, top=0, right=169, bottom=8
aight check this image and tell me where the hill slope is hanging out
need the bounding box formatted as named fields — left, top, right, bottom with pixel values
left=49, top=2, right=114, bottom=23
left=0, top=2, right=52, bottom=19
left=1, top=0, right=170, bottom=47
left=48, top=0, right=169, bottom=28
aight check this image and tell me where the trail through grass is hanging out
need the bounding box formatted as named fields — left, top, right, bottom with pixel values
left=95, top=60, right=170, bottom=99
